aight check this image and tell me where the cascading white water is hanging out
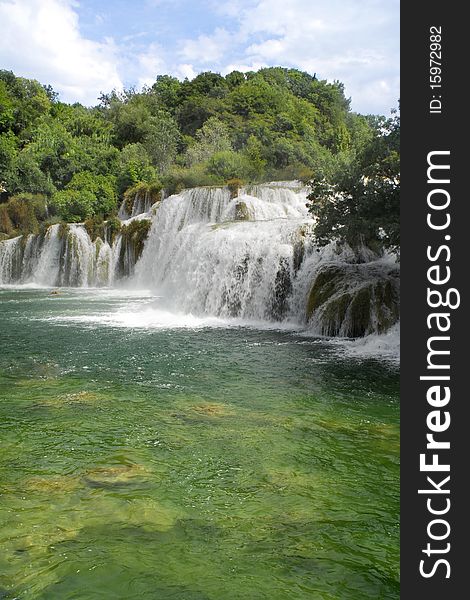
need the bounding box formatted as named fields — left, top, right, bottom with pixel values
left=35, top=224, right=62, bottom=285
left=134, top=183, right=316, bottom=320
left=0, top=223, right=123, bottom=287
left=0, top=182, right=400, bottom=336
left=118, top=191, right=157, bottom=219
left=0, top=236, right=23, bottom=284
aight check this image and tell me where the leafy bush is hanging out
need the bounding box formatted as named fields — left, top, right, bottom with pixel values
left=206, top=150, right=249, bottom=181
left=116, top=143, right=157, bottom=195
left=50, top=189, right=95, bottom=222
left=0, top=193, right=47, bottom=236
left=50, top=171, right=117, bottom=221
left=308, top=113, right=400, bottom=250
left=163, top=165, right=219, bottom=195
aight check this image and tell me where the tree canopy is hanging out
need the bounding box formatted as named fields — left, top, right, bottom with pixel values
left=307, top=112, right=400, bottom=251
left=0, top=67, right=398, bottom=244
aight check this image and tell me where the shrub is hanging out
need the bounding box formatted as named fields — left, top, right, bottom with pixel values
left=0, top=193, right=47, bottom=236
left=50, top=189, right=95, bottom=222
left=206, top=150, right=249, bottom=181
left=50, top=172, right=117, bottom=222
left=163, top=165, right=219, bottom=195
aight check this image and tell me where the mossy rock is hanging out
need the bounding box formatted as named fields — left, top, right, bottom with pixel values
left=58, top=222, right=69, bottom=239
left=84, top=216, right=105, bottom=242
left=235, top=201, right=250, bottom=221
left=347, top=286, right=373, bottom=337
left=82, top=463, right=150, bottom=489
left=226, top=178, right=244, bottom=199
left=306, top=266, right=344, bottom=319
left=306, top=262, right=400, bottom=337
left=374, top=278, right=400, bottom=333
left=320, top=293, right=352, bottom=336
left=123, top=181, right=163, bottom=215
left=120, top=219, right=152, bottom=263
left=105, top=216, right=122, bottom=244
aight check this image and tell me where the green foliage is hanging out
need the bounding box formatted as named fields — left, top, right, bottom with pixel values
left=143, top=112, right=180, bottom=173
left=163, top=164, right=219, bottom=195
left=50, top=188, right=95, bottom=222
left=0, top=70, right=51, bottom=137
left=1, top=67, right=396, bottom=242
left=307, top=112, right=400, bottom=250
left=241, top=136, right=266, bottom=181
left=116, top=143, right=157, bottom=195
left=8, top=150, right=56, bottom=196
left=185, top=117, right=232, bottom=166
left=0, top=131, right=17, bottom=185
left=0, top=193, right=47, bottom=236
left=207, top=150, right=249, bottom=181
left=150, top=75, right=182, bottom=112
left=0, top=80, right=15, bottom=132
left=50, top=171, right=117, bottom=222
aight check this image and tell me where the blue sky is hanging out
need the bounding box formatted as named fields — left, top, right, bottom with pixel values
left=0, top=0, right=399, bottom=115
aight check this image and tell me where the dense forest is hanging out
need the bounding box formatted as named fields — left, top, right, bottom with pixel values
left=0, top=67, right=399, bottom=249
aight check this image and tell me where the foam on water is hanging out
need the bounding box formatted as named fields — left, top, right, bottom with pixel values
left=0, top=182, right=399, bottom=357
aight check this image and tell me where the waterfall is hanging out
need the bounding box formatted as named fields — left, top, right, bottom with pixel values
left=35, top=224, right=62, bottom=285
left=134, top=183, right=314, bottom=320
left=118, top=190, right=159, bottom=219
left=0, top=236, right=23, bottom=284
left=0, top=223, right=126, bottom=287
left=0, top=182, right=400, bottom=336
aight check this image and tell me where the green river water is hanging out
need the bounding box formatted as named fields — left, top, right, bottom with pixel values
left=0, top=287, right=399, bottom=599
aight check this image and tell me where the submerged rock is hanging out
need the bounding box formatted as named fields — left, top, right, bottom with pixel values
left=82, top=463, right=150, bottom=488
left=24, top=475, right=81, bottom=494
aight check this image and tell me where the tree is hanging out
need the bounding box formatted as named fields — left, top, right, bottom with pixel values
left=150, top=75, right=182, bottom=112
left=185, top=117, right=232, bottom=166
left=0, top=80, right=15, bottom=132
left=307, top=111, right=400, bottom=250
left=143, top=112, right=180, bottom=173
left=0, top=71, right=51, bottom=137
left=207, top=151, right=248, bottom=181
left=50, top=171, right=117, bottom=221
left=116, top=143, right=157, bottom=194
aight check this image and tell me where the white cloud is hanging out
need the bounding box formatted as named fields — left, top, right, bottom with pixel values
left=0, top=0, right=399, bottom=114
left=136, top=43, right=167, bottom=88
left=179, top=28, right=231, bottom=65
left=175, top=63, right=198, bottom=80
left=0, top=0, right=123, bottom=105
left=233, top=0, right=399, bottom=114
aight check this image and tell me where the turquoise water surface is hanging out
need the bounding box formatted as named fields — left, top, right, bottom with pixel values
left=0, top=287, right=399, bottom=599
